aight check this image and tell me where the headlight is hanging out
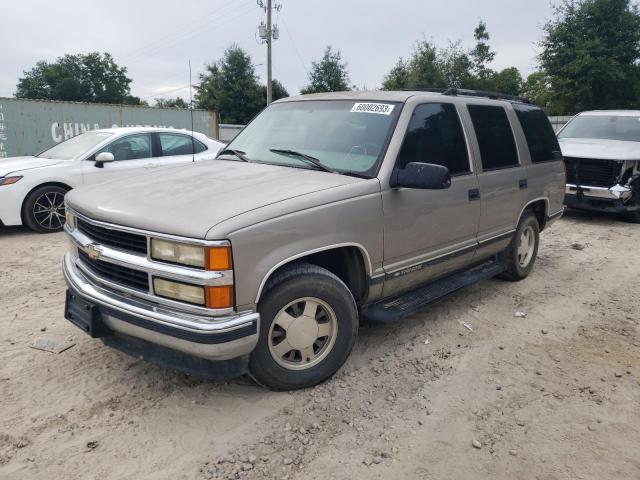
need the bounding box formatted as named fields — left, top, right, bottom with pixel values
left=153, top=278, right=205, bottom=305
left=151, top=239, right=232, bottom=270
left=151, top=239, right=205, bottom=268
left=0, top=176, right=23, bottom=186
left=65, top=210, right=76, bottom=230
left=152, top=278, right=233, bottom=308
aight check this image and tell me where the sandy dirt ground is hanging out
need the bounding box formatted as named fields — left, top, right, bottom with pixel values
left=1, top=211, right=639, bottom=480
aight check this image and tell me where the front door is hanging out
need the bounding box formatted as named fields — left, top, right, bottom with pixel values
left=81, top=132, right=160, bottom=184
left=382, top=102, right=481, bottom=298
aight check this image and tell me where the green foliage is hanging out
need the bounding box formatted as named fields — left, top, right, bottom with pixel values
left=261, top=79, right=289, bottom=104
left=539, top=0, right=640, bottom=114
left=381, top=23, right=525, bottom=97
left=521, top=72, right=559, bottom=114
left=16, top=52, right=136, bottom=104
left=301, top=46, right=351, bottom=94
left=196, top=45, right=264, bottom=124
left=155, top=97, right=189, bottom=108
left=470, top=20, right=496, bottom=78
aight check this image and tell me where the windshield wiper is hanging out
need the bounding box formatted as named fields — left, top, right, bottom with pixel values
left=217, top=148, right=252, bottom=163
left=269, top=148, right=336, bottom=173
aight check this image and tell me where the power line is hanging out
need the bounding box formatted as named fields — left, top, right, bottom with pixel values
left=122, top=0, right=256, bottom=64
left=280, top=15, right=309, bottom=76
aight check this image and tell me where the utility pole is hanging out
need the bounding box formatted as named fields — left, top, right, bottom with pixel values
left=266, top=0, right=272, bottom=105
left=257, top=1, right=280, bottom=105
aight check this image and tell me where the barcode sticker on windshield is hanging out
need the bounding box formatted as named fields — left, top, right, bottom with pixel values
left=350, top=103, right=395, bottom=115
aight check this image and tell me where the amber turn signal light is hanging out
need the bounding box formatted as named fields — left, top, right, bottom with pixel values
left=206, top=285, right=234, bottom=309
left=206, top=246, right=233, bottom=270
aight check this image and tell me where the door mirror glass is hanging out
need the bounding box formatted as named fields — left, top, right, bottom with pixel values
left=390, top=162, right=451, bottom=190
left=94, top=151, right=115, bottom=168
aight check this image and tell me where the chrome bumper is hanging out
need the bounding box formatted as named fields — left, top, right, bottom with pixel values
left=63, top=252, right=259, bottom=361
left=565, top=183, right=632, bottom=201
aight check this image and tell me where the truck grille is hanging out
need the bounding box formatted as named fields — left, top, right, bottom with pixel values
left=77, top=218, right=148, bottom=254
left=78, top=250, right=150, bottom=292
left=564, top=157, right=622, bottom=188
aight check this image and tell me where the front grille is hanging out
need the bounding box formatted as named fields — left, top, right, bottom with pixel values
left=78, top=250, right=149, bottom=292
left=564, top=157, right=622, bottom=187
left=77, top=218, right=148, bottom=254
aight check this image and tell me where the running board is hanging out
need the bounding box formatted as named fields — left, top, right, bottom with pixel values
left=360, top=260, right=506, bottom=325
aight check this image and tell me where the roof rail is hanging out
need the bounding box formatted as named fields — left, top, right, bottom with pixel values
left=442, top=88, right=533, bottom=104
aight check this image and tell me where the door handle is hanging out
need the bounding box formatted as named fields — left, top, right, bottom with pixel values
left=519, top=178, right=528, bottom=189
left=468, top=188, right=480, bottom=201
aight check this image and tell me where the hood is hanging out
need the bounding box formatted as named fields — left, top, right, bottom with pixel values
left=66, top=160, right=365, bottom=239
left=559, top=138, right=640, bottom=161
left=0, top=156, right=64, bottom=176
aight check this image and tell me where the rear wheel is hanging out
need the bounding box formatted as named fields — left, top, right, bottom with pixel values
left=499, top=210, right=540, bottom=281
left=249, top=263, right=358, bottom=390
left=22, top=185, right=68, bottom=233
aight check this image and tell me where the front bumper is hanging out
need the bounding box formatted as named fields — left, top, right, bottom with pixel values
left=564, top=184, right=637, bottom=214
left=63, top=252, right=260, bottom=361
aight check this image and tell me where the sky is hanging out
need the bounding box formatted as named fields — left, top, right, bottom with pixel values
left=0, top=0, right=556, bottom=103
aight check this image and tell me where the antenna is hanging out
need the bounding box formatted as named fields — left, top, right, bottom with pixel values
left=189, top=60, right=195, bottom=162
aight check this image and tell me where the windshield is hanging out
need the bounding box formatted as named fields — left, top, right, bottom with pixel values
left=224, top=100, right=402, bottom=176
left=37, top=131, right=114, bottom=160
left=559, top=115, right=640, bottom=142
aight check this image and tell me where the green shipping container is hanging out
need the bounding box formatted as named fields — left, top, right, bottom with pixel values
left=0, top=97, right=219, bottom=158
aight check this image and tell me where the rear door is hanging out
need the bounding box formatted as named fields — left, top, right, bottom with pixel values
left=465, top=103, right=527, bottom=259
left=382, top=102, right=481, bottom=297
left=157, top=132, right=212, bottom=165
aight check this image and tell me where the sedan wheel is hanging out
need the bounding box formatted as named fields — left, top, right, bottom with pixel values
left=22, top=185, right=68, bottom=233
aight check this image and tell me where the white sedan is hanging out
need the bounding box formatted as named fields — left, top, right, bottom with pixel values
left=0, top=127, right=224, bottom=233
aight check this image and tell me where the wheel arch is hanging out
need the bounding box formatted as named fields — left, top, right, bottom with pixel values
left=518, top=197, right=549, bottom=231
left=255, top=243, right=372, bottom=305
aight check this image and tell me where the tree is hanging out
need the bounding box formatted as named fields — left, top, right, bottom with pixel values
left=470, top=20, right=496, bottom=80
left=16, top=52, right=138, bottom=104
left=489, top=67, right=524, bottom=96
left=540, top=0, right=640, bottom=114
left=522, top=72, right=559, bottom=113
left=301, top=46, right=351, bottom=94
left=382, top=58, right=410, bottom=90
left=155, top=97, right=189, bottom=108
left=196, top=45, right=263, bottom=124
left=261, top=79, right=289, bottom=104
left=438, top=41, right=474, bottom=89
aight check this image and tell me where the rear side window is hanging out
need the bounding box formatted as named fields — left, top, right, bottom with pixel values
left=158, top=133, right=207, bottom=157
left=397, top=103, right=470, bottom=175
left=513, top=105, right=561, bottom=163
left=468, top=105, right=519, bottom=170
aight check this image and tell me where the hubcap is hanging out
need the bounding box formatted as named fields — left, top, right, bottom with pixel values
left=33, top=191, right=65, bottom=231
left=517, top=226, right=535, bottom=268
left=268, top=297, right=338, bottom=371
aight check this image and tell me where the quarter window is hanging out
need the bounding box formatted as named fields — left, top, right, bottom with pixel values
left=513, top=105, right=561, bottom=163
left=468, top=105, right=519, bottom=170
left=159, top=133, right=207, bottom=157
left=97, top=134, right=152, bottom=161
left=397, top=103, right=470, bottom=175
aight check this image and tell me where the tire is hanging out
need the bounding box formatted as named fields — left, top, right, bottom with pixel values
left=22, top=185, right=68, bottom=233
left=249, top=263, right=358, bottom=390
left=498, top=210, right=540, bottom=281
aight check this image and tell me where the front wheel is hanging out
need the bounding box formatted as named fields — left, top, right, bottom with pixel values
left=22, top=185, right=68, bottom=233
left=498, top=210, right=540, bottom=281
left=249, top=263, right=358, bottom=390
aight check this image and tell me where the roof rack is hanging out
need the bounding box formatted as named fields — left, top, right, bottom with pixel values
left=442, top=88, right=533, bottom=104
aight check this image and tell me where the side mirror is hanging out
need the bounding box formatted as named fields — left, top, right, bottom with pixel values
left=390, top=162, right=451, bottom=190
left=94, top=152, right=114, bottom=168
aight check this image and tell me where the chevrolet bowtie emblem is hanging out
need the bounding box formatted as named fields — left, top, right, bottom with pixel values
left=83, top=243, right=101, bottom=260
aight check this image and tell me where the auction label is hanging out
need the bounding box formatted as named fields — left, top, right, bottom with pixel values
left=350, top=102, right=395, bottom=115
